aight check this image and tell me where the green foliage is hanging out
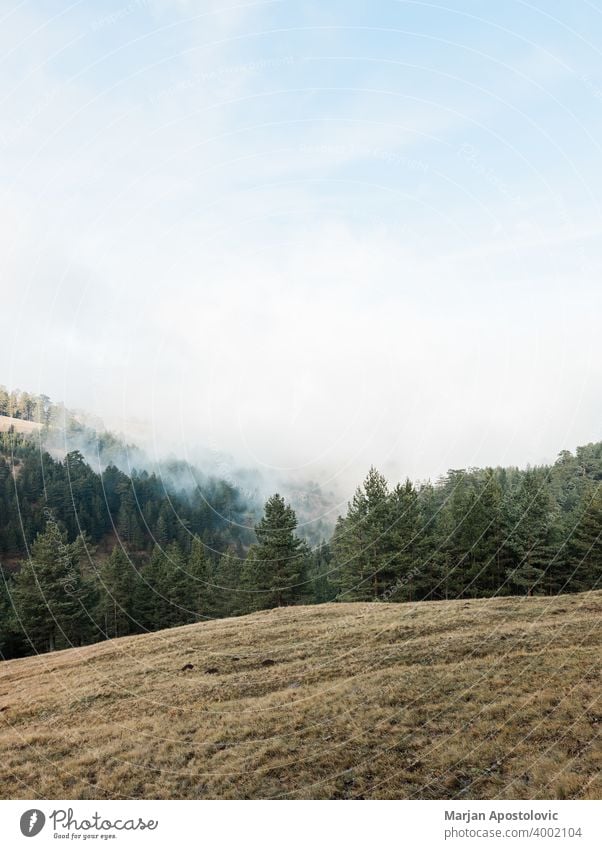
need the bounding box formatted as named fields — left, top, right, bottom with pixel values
left=187, top=536, right=211, bottom=619
left=504, top=469, right=555, bottom=595
left=211, top=546, right=245, bottom=617
left=332, top=470, right=425, bottom=601
left=331, top=469, right=387, bottom=600
left=331, top=458, right=602, bottom=605
left=0, top=436, right=251, bottom=559
left=12, top=521, right=95, bottom=652
left=569, top=483, right=602, bottom=592
left=95, top=546, right=139, bottom=638
left=308, top=541, right=337, bottom=603
left=1, top=413, right=602, bottom=661
left=0, top=566, right=21, bottom=658
left=242, top=494, right=309, bottom=608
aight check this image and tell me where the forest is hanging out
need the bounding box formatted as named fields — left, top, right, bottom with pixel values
left=0, top=389, right=601, bottom=660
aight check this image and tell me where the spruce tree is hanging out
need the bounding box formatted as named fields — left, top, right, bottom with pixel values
left=570, top=484, right=602, bottom=592
left=248, top=494, right=308, bottom=607
left=504, top=470, right=554, bottom=595
left=308, top=541, right=337, bottom=603
left=135, top=545, right=169, bottom=631
left=0, top=565, right=19, bottom=658
left=332, top=468, right=389, bottom=601
left=13, top=520, right=93, bottom=652
left=95, top=546, right=138, bottom=638
left=186, top=536, right=211, bottom=620
left=386, top=479, right=425, bottom=601
left=213, top=546, right=244, bottom=617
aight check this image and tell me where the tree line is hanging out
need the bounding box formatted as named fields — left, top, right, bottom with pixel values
left=331, top=460, right=601, bottom=601
left=0, top=431, right=601, bottom=659
left=0, top=386, right=58, bottom=425
left=0, top=493, right=311, bottom=658
left=0, top=434, right=251, bottom=558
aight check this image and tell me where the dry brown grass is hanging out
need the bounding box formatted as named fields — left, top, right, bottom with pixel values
left=1, top=592, right=600, bottom=799
left=0, top=416, right=42, bottom=434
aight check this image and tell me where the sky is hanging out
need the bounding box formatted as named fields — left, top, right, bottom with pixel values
left=2, top=0, right=602, bottom=497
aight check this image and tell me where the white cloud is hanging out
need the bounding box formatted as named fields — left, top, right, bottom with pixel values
left=2, top=1, right=601, bottom=497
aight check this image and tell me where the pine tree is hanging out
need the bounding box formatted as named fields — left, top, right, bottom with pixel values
left=386, top=479, right=425, bottom=601
left=439, top=469, right=506, bottom=598
left=247, top=494, right=308, bottom=607
left=504, top=470, right=554, bottom=595
left=186, top=536, right=211, bottom=621
left=212, top=546, right=244, bottom=617
left=13, top=520, right=94, bottom=652
left=95, top=546, right=138, bottom=638
left=155, top=511, right=170, bottom=547
left=308, top=541, right=337, bottom=603
left=164, top=541, right=194, bottom=626
left=332, top=468, right=389, bottom=600
left=569, top=484, right=602, bottom=592
left=0, top=565, right=19, bottom=658
left=474, top=469, right=506, bottom=595
left=362, top=467, right=393, bottom=599
left=135, top=545, right=169, bottom=631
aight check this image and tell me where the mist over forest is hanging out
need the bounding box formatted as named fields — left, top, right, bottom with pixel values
left=0, top=384, right=339, bottom=540
left=1, top=386, right=600, bottom=662
left=2, top=0, right=602, bottom=814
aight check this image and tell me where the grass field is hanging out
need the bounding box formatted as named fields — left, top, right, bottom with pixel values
left=0, top=591, right=600, bottom=800
left=0, top=416, right=42, bottom=434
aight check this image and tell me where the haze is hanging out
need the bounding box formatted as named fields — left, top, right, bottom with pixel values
left=2, top=0, right=602, bottom=495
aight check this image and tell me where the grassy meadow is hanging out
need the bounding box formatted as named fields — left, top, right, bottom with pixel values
left=1, top=591, right=600, bottom=800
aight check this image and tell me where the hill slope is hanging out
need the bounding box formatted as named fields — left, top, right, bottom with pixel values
left=0, top=415, right=42, bottom=434
left=1, top=592, right=600, bottom=800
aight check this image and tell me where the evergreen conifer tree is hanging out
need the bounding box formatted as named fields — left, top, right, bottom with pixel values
left=247, top=494, right=308, bottom=607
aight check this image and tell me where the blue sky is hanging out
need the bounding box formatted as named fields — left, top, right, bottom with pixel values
left=2, top=0, right=602, bottom=492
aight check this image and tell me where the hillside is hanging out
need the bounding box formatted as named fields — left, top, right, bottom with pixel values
left=0, top=415, right=42, bottom=435
left=1, top=591, right=600, bottom=800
